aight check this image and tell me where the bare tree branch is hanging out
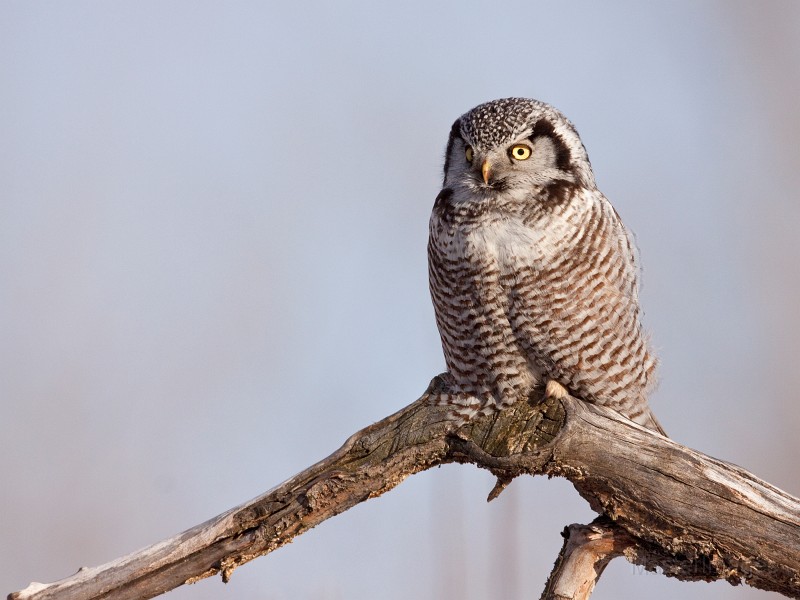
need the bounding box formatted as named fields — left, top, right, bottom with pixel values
left=9, top=377, right=800, bottom=600
left=539, top=516, right=635, bottom=600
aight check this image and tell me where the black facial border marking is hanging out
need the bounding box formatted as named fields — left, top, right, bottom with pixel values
left=434, top=186, right=453, bottom=207
left=528, top=119, right=572, bottom=171
left=443, top=118, right=463, bottom=181
left=542, top=179, right=577, bottom=206
left=432, top=187, right=455, bottom=223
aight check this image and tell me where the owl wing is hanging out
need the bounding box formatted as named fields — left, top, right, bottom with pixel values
left=507, top=198, right=661, bottom=431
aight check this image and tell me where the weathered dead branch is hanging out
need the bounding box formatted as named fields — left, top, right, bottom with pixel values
left=539, top=516, right=635, bottom=600
left=9, top=376, right=800, bottom=600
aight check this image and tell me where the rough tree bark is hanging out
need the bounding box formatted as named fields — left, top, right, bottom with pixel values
left=9, top=376, right=800, bottom=600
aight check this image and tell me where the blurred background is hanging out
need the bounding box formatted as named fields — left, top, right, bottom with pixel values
left=2, top=2, right=799, bottom=599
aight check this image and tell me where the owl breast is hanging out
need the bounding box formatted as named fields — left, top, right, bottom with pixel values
left=428, top=185, right=659, bottom=426
left=428, top=192, right=551, bottom=412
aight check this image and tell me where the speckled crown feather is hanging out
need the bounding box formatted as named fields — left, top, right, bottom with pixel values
left=458, top=98, right=543, bottom=149
left=455, top=98, right=594, bottom=187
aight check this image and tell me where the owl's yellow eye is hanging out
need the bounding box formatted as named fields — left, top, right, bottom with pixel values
left=465, top=146, right=474, bottom=163
left=510, top=144, right=532, bottom=160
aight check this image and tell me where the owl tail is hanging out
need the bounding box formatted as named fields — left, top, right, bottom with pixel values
left=641, top=409, right=667, bottom=437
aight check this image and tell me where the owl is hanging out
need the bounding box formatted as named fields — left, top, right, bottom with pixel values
left=428, top=98, right=664, bottom=434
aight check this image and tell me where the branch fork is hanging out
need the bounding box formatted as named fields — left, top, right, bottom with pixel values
left=9, top=378, right=800, bottom=600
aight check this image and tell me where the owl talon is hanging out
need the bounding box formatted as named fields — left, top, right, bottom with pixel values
left=545, top=379, right=569, bottom=400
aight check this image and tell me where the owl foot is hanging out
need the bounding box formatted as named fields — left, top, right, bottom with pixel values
left=445, top=397, right=491, bottom=424
left=426, top=373, right=511, bottom=423
left=545, top=379, right=569, bottom=400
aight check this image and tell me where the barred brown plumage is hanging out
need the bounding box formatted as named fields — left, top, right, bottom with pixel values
left=428, top=98, right=664, bottom=434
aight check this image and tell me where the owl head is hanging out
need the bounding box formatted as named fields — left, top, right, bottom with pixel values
left=442, top=98, right=596, bottom=202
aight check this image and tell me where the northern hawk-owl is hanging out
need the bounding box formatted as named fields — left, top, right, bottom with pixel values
left=428, top=98, right=664, bottom=434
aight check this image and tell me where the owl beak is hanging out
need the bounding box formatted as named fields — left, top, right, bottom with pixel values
left=481, top=159, right=492, bottom=184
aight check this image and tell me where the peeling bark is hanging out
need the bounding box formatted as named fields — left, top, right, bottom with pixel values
left=9, top=377, right=800, bottom=600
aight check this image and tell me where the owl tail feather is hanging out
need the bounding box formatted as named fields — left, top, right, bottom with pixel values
left=641, top=409, right=668, bottom=437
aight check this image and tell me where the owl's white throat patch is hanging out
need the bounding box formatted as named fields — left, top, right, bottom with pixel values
left=477, top=217, right=538, bottom=262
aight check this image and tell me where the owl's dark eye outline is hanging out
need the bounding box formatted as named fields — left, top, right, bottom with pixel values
left=465, top=146, right=474, bottom=163
left=509, top=144, right=532, bottom=161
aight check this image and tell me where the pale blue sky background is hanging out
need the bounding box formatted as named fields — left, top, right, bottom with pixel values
left=2, top=2, right=799, bottom=599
